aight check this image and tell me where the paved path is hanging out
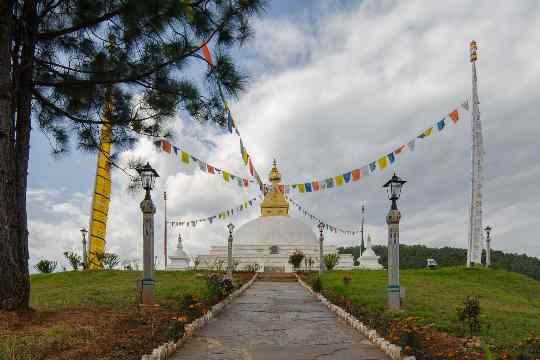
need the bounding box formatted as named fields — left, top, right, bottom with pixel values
left=172, top=281, right=390, bottom=360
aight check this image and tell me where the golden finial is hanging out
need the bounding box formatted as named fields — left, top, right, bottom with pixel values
left=470, top=40, right=478, bottom=63
left=269, top=158, right=281, bottom=183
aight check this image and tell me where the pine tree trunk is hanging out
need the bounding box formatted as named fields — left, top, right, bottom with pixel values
left=0, top=0, right=36, bottom=311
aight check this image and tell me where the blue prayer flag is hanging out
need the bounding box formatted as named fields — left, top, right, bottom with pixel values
left=305, top=183, right=312, bottom=192
left=388, top=153, right=395, bottom=164
left=343, top=172, right=352, bottom=183
left=437, top=118, right=445, bottom=131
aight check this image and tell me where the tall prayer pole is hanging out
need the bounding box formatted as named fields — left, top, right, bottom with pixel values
left=467, top=40, right=485, bottom=267
left=360, top=204, right=366, bottom=256
left=163, top=191, right=167, bottom=271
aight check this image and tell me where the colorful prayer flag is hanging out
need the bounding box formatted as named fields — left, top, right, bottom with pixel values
left=312, top=181, right=320, bottom=191
left=201, top=44, right=213, bottom=66
left=227, top=110, right=234, bottom=133
left=407, top=139, right=416, bottom=151
left=437, top=118, right=446, bottom=131
left=335, top=175, right=344, bottom=187
left=325, top=178, right=334, bottom=188
left=387, top=153, right=395, bottom=164
left=162, top=140, right=171, bottom=153
left=369, top=162, right=377, bottom=172
left=449, top=109, right=459, bottom=123
left=351, top=169, right=361, bottom=181
left=360, top=165, right=370, bottom=177
left=173, top=146, right=178, bottom=155
left=181, top=151, right=190, bottom=164
left=394, top=145, right=405, bottom=155
left=243, top=179, right=249, bottom=187
left=207, top=164, right=215, bottom=174
left=461, top=100, right=469, bottom=111
left=248, top=159, right=254, bottom=176
left=343, top=172, right=352, bottom=183
left=223, top=171, right=230, bottom=182
left=305, top=183, right=312, bottom=192
left=298, top=184, right=305, bottom=193
left=378, top=156, right=388, bottom=170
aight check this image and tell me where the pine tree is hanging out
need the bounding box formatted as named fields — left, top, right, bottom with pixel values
left=0, top=0, right=265, bottom=311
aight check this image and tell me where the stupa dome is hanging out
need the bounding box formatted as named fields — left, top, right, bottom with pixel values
left=234, top=215, right=317, bottom=247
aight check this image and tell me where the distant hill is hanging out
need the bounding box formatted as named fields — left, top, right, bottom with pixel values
left=337, top=244, right=540, bottom=282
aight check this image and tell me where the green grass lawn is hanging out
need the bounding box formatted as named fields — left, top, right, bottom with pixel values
left=30, top=270, right=209, bottom=310
left=319, top=267, right=540, bottom=349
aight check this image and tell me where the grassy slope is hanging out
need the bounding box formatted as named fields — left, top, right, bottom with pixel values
left=30, top=270, right=209, bottom=310
left=320, top=267, right=540, bottom=348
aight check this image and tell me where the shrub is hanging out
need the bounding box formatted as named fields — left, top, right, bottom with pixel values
left=288, top=249, right=305, bottom=270
left=34, top=259, right=57, bottom=273
left=312, top=276, right=323, bottom=293
left=324, top=253, right=340, bottom=270
left=103, top=253, right=120, bottom=269
left=205, top=273, right=234, bottom=303
left=63, top=251, right=82, bottom=271
left=243, top=263, right=260, bottom=272
left=342, top=275, right=352, bottom=286
left=456, top=296, right=481, bottom=336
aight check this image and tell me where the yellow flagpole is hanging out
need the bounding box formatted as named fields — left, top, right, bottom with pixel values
left=87, top=88, right=113, bottom=269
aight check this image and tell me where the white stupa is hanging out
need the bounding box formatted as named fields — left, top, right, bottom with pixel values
left=168, top=234, right=191, bottom=270
left=358, top=234, right=383, bottom=270
left=197, top=161, right=354, bottom=272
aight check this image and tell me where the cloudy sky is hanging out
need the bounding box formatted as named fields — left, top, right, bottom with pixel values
left=28, top=0, right=540, bottom=269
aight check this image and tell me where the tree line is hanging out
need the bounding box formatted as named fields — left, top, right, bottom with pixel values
left=338, top=244, right=540, bottom=282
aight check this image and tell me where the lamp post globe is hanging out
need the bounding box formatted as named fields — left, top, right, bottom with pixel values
left=318, top=222, right=325, bottom=274
left=383, top=172, right=406, bottom=310
left=227, top=223, right=235, bottom=278
left=136, top=162, right=159, bottom=306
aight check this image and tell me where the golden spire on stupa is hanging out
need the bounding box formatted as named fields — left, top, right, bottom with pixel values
left=260, top=159, right=289, bottom=217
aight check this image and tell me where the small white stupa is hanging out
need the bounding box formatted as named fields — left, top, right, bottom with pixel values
left=358, top=234, right=383, bottom=270
left=168, top=234, right=191, bottom=270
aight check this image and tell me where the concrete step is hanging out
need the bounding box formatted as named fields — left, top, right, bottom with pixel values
left=257, top=272, right=297, bottom=282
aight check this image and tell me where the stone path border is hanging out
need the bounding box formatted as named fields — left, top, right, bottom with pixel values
left=141, top=273, right=258, bottom=360
left=296, top=274, right=416, bottom=360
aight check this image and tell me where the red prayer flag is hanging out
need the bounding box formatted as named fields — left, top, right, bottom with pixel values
left=351, top=169, right=361, bottom=181
left=162, top=140, right=171, bottom=153
left=449, top=109, right=459, bottom=123
left=278, top=185, right=284, bottom=193
left=394, top=144, right=405, bottom=155
left=201, top=44, right=213, bottom=66
left=243, top=179, right=249, bottom=187
left=312, top=181, right=320, bottom=191
left=207, top=164, right=215, bottom=174
left=248, top=159, right=254, bottom=176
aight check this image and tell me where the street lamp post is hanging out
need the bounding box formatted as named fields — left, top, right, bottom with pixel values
left=136, top=162, right=160, bottom=306
left=383, top=173, right=407, bottom=310
left=80, top=228, right=88, bottom=270
left=484, top=226, right=492, bottom=267
left=227, top=223, right=235, bottom=279
left=318, top=222, right=325, bottom=274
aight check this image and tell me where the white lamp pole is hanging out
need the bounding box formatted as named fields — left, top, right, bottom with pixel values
left=484, top=226, right=492, bottom=267
left=80, top=228, right=88, bottom=270
left=383, top=173, right=406, bottom=310
left=137, top=162, right=160, bottom=306
left=318, top=222, right=325, bottom=274
left=227, top=223, right=235, bottom=278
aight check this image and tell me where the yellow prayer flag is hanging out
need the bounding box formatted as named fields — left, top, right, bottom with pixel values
left=242, top=149, right=248, bottom=165
left=223, top=171, right=230, bottom=182
left=181, top=151, right=190, bottom=164
left=424, top=127, right=433, bottom=137
left=298, top=184, right=305, bottom=193
left=335, top=175, right=344, bottom=187
left=378, top=156, right=388, bottom=170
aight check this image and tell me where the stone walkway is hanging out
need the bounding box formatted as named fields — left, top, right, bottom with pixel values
left=172, top=281, right=390, bottom=360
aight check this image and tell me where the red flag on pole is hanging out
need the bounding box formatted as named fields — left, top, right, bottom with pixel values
left=201, top=44, right=213, bottom=66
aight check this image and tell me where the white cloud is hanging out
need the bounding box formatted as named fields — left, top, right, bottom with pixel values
left=27, top=0, right=540, bottom=269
